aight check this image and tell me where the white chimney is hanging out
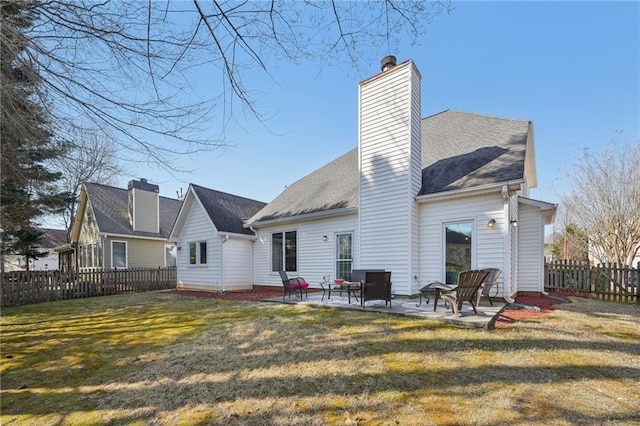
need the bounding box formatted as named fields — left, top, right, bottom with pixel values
left=357, top=57, right=422, bottom=295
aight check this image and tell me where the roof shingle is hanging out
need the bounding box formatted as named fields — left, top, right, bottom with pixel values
left=247, top=110, right=530, bottom=225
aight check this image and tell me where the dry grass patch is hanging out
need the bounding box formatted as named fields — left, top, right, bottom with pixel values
left=1, top=291, right=639, bottom=425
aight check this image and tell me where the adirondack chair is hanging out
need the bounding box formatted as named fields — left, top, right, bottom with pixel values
left=476, top=268, right=502, bottom=306
left=440, top=269, right=490, bottom=316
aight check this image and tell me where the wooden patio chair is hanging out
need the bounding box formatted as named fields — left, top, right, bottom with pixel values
left=278, top=271, right=309, bottom=300
left=440, top=269, right=490, bottom=316
left=476, top=268, right=502, bottom=306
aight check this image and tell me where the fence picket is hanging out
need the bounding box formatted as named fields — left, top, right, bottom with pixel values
left=545, top=260, right=638, bottom=304
left=1, top=267, right=176, bottom=307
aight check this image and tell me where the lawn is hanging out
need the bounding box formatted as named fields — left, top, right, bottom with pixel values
left=1, top=291, right=639, bottom=425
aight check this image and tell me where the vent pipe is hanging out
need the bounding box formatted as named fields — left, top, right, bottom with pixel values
left=380, top=55, right=397, bottom=72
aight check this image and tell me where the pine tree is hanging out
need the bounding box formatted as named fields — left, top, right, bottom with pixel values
left=1, top=1, right=69, bottom=271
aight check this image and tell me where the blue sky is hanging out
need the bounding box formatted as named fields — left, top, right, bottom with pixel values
left=126, top=1, right=639, bottom=210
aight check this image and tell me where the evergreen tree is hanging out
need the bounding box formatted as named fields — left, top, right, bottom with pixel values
left=1, top=2, right=69, bottom=270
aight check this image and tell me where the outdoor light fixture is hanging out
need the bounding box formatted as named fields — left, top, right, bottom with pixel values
left=487, top=219, right=496, bottom=228
left=511, top=220, right=518, bottom=227
left=322, top=235, right=328, bottom=242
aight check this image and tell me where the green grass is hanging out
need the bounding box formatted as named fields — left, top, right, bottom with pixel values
left=1, top=291, right=639, bottom=425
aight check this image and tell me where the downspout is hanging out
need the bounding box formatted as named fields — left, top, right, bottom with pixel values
left=220, top=234, right=229, bottom=294
left=249, top=225, right=259, bottom=290
left=502, top=184, right=516, bottom=303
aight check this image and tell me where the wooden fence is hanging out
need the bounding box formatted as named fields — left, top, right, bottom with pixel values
left=0, top=267, right=177, bottom=307
left=545, top=260, right=639, bottom=303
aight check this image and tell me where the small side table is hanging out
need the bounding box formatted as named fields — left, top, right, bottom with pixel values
left=319, top=281, right=333, bottom=301
left=417, top=282, right=456, bottom=311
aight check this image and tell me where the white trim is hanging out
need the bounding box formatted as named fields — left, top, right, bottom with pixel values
left=416, top=181, right=525, bottom=203
left=100, top=232, right=168, bottom=242
left=442, top=220, right=475, bottom=284
left=187, top=240, right=208, bottom=266
left=218, top=232, right=254, bottom=241
left=111, top=240, right=128, bottom=269
left=270, top=229, right=298, bottom=273
left=335, top=231, right=354, bottom=280
left=246, top=207, right=357, bottom=228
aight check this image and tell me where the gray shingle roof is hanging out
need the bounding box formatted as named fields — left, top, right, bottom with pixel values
left=245, top=150, right=359, bottom=223
left=247, top=110, right=530, bottom=225
left=38, top=228, right=68, bottom=248
left=420, top=110, right=528, bottom=195
left=191, top=184, right=266, bottom=235
left=85, top=182, right=181, bottom=239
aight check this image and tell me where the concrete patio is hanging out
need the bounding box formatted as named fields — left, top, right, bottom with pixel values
left=263, top=290, right=507, bottom=329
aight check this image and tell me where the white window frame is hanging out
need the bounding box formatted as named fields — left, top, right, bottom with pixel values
left=335, top=232, right=353, bottom=280
left=270, top=230, right=297, bottom=273
left=111, top=240, right=128, bottom=269
left=442, top=220, right=475, bottom=284
left=188, top=240, right=207, bottom=266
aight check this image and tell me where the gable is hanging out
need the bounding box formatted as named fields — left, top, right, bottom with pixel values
left=74, top=183, right=181, bottom=241
left=171, top=184, right=266, bottom=239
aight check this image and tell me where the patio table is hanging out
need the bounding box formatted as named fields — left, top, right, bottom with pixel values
left=417, top=282, right=457, bottom=311
left=339, top=281, right=361, bottom=304
left=319, top=280, right=334, bottom=301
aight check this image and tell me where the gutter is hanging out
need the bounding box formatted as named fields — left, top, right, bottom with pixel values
left=100, top=232, right=169, bottom=242
left=246, top=206, right=357, bottom=229
left=415, top=180, right=525, bottom=203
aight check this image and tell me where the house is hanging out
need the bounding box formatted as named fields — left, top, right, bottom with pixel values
left=2, top=228, right=67, bottom=271
left=244, top=56, right=556, bottom=299
left=169, top=184, right=266, bottom=292
left=175, top=56, right=557, bottom=299
left=70, top=179, right=182, bottom=270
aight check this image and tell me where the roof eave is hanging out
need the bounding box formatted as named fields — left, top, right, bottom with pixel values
left=99, top=232, right=172, bottom=242
left=415, top=180, right=525, bottom=203
left=246, top=206, right=358, bottom=228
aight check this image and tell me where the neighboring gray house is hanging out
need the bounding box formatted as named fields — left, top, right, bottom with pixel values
left=70, top=179, right=182, bottom=270
left=169, top=184, right=266, bottom=292
left=2, top=228, right=67, bottom=271
left=175, top=56, right=557, bottom=299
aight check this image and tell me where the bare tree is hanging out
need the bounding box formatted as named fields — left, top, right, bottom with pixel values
left=48, top=129, right=126, bottom=240
left=559, top=141, right=640, bottom=266
left=7, top=0, right=450, bottom=170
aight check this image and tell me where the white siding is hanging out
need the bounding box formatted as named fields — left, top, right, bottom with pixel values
left=175, top=195, right=222, bottom=291
left=252, top=214, right=358, bottom=289
left=418, top=193, right=508, bottom=297
left=358, top=61, right=421, bottom=296
left=222, top=238, right=253, bottom=291
left=517, top=204, right=544, bottom=293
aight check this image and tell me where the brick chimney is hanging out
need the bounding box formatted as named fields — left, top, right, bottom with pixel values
left=357, top=57, right=422, bottom=294
left=127, top=178, right=160, bottom=233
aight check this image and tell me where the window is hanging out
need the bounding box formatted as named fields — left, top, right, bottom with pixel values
left=271, top=231, right=297, bottom=272
left=199, top=241, right=207, bottom=264
left=335, top=233, right=353, bottom=280
left=165, top=245, right=177, bottom=267
left=188, top=241, right=207, bottom=265
left=96, top=243, right=103, bottom=268
left=112, top=241, right=127, bottom=269
left=444, top=222, right=473, bottom=285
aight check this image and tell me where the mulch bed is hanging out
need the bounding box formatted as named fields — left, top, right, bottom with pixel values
left=169, top=289, right=585, bottom=329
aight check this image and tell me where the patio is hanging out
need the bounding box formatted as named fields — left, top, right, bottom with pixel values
left=263, top=290, right=506, bottom=329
